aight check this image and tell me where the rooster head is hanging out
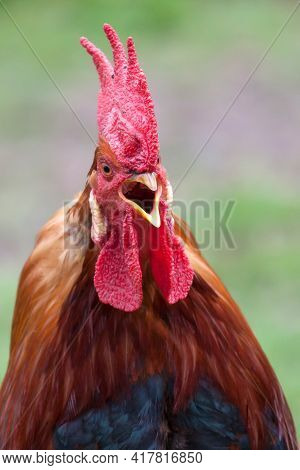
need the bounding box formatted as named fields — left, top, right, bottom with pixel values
left=81, top=24, right=193, bottom=312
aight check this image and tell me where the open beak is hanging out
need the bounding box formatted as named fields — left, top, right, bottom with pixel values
left=119, top=172, right=162, bottom=228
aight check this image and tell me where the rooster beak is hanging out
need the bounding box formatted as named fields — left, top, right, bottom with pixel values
left=119, top=172, right=162, bottom=228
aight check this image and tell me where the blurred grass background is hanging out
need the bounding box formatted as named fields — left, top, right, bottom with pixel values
left=0, top=0, right=299, bottom=436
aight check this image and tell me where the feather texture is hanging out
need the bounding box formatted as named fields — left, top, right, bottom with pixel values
left=0, top=190, right=297, bottom=449
left=54, top=375, right=167, bottom=450
left=54, top=375, right=288, bottom=450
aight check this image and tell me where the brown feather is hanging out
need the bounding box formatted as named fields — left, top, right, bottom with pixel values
left=0, top=184, right=297, bottom=449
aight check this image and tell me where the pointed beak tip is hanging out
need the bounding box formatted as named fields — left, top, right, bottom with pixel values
left=119, top=172, right=162, bottom=228
left=151, top=214, right=161, bottom=229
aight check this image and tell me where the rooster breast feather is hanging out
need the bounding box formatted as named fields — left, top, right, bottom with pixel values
left=0, top=193, right=297, bottom=450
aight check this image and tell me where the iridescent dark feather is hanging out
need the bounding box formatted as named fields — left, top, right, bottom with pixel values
left=54, top=376, right=288, bottom=450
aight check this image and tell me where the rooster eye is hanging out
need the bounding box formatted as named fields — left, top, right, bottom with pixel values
left=100, top=163, right=112, bottom=177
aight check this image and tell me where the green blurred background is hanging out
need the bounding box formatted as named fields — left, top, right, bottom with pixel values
left=0, top=0, right=299, bottom=436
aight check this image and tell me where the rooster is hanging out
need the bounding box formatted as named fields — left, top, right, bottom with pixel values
left=0, top=24, right=297, bottom=450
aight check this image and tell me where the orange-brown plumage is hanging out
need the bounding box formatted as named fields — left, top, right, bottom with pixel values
left=0, top=23, right=297, bottom=450
left=0, top=182, right=297, bottom=449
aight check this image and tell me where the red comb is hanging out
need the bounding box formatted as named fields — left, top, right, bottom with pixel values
left=80, top=24, right=159, bottom=172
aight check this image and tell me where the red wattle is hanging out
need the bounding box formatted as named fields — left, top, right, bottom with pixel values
left=149, top=205, right=194, bottom=304
left=94, top=212, right=143, bottom=312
